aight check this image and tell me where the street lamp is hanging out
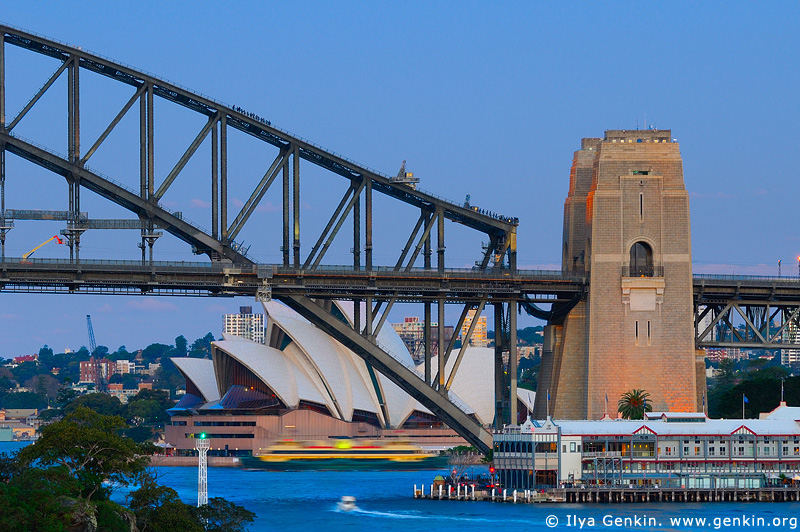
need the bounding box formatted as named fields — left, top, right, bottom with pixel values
left=196, top=433, right=210, bottom=507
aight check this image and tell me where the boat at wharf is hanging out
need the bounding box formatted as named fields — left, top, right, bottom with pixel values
left=414, top=484, right=800, bottom=504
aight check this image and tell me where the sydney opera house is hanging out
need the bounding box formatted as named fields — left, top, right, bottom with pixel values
left=165, top=301, right=534, bottom=456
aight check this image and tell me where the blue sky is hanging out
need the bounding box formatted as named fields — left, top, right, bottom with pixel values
left=1, top=2, right=799, bottom=356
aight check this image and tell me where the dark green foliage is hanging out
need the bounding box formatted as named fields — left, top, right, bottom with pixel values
left=175, top=335, right=188, bottom=357
left=189, top=333, right=215, bottom=359
left=0, top=452, right=24, bottom=483
left=711, top=375, right=800, bottom=419
left=141, top=343, right=172, bottom=363
left=129, top=477, right=203, bottom=532
left=92, top=345, right=110, bottom=358
left=0, top=467, right=77, bottom=532
left=95, top=500, right=132, bottom=532
left=55, top=387, right=79, bottom=408
left=125, top=425, right=154, bottom=443
left=38, top=345, right=55, bottom=369
left=10, top=361, right=39, bottom=386
left=63, top=392, right=125, bottom=417
left=128, top=400, right=168, bottom=425
left=18, top=407, right=148, bottom=500
left=518, top=354, right=541, bottom=391
left=197, top=497, right=256, bottom=532
left=517, top=326, right=545, bottom=345
left=0, top=390, right=47, bottom=409
left=0, top=410, right=256, bottom=532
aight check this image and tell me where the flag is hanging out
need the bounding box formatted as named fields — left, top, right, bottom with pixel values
left=743, top=394, right=749, bottom=404
left=702, top=393, right=706, bottom=407
left=547, top=390, right=550, bottom=402
left=605, top=392, right=608, bottom=404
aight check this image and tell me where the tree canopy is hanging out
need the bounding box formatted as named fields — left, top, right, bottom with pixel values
left=617, top=389, right=653, bottom=420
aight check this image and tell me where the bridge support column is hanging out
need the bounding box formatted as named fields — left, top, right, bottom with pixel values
left=494, top=303, right=505, bottom=428
left=438, top=298, right=445, bottom=394
left=424, top=302, right=432, bottom=384
left=510, top=300, right=518, bottom=424
left=292, top=145, right=300, bottom=268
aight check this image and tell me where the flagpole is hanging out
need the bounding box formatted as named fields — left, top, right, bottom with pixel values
left=742, top=393, right=745, bottom=420
left=546, top=389, right=550, bottom=419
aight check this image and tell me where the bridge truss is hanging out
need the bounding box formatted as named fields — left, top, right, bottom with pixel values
left=695, top=276, right=800, bottom=350
left=0, top=24, right=559, bottom=453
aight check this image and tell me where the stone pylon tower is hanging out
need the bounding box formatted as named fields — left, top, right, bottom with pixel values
left=535, top=129, right=705, bottom=420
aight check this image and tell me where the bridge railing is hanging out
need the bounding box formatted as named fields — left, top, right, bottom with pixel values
left=0, top=257, right=587, bottom=281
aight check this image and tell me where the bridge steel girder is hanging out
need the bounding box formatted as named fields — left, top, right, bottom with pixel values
left=0, top=24, right=526, bottom=447
left=279, top=295, right=493, bottom=454
left=0, top=25, right=517, bottom=251
left=695, top=297, right=800, bottom=350
left=0, top=132, right=251, bottom=265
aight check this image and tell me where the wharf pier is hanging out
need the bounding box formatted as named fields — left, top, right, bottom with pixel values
left=414, top=485, right=800, bottom=504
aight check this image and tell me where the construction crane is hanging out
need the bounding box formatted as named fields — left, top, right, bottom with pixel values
left=86, top=315, right=97, bottom=354
left=23, top=235, right=64, bottom=260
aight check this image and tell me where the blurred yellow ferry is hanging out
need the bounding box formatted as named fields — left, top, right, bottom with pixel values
left=240, top=439, right=448, bottom=471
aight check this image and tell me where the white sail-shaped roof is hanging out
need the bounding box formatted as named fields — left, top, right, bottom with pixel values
left=421, top=348, right=495, bottom=425
left=171, top=358, right=221, bottom=402
left=213, top=340, right=327, bottom=408
left=329, top=301, right=418, bottom=428
left=263, top=301, right=381, bottom=422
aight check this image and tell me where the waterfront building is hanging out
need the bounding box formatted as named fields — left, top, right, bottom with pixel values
left=538, top=129, right=703, bottom=420
left=494, top=406, right=800, bottom=490
left=223, top=306, right=265, bottom=344
left=166, top=301, right=529, bottom=456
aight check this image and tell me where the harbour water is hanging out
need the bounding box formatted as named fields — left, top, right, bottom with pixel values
left=3, top=444, right=799, bottom=531
left=125, top=465, right=800, bottom=531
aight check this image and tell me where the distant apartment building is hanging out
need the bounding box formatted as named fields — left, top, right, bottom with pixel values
left=459, top=309, right=488, bottom=347
left=782, top=320, right=800, bottom=368
left=114, top=360, right=136, bottom=375
left=223, top=306, right=265, bottom=344
left=390, top=317, right=453, bottom=363
left=79, top=357, right=115, bottom=385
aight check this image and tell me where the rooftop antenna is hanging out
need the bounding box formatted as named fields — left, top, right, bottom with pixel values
left=644, top=113, right=647, bottom=130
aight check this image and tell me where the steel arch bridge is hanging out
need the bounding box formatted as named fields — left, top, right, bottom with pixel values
left=0, top=24, right=563, bottom=453
left=3, top=25, right=800, bottom=453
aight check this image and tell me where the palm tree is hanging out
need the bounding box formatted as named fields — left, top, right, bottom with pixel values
left=617, top=389, right=653, bottom=420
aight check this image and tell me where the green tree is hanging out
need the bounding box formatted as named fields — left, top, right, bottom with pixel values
left=92, top=345, right=110, bottom=358
left=716, top=358, right=737, bottom=389
left=10, top=362, right=38, bottom=386
left=17, top=407, right=149, bottom=501
left=64, top=392, right=125, bottom=417
left=189, top=333, right=215, bottom=358
left=142, top=343, right=172, bottom=363
left=0, top=466, right=77, bottom=531
left=197, top=497, right=256, bottom=532
left=0, top=391, right=47, bottom=410
left=175, top=335, right=188, bottom=357
left=128, top=399, right=167, bottom=425
left=617, top=389, right=652, bottom=420
left=55, top=387, right=79, bottom=408
left=129, top=476, right=203, bottom=532
left=38, top=345, right=55, bottom=369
